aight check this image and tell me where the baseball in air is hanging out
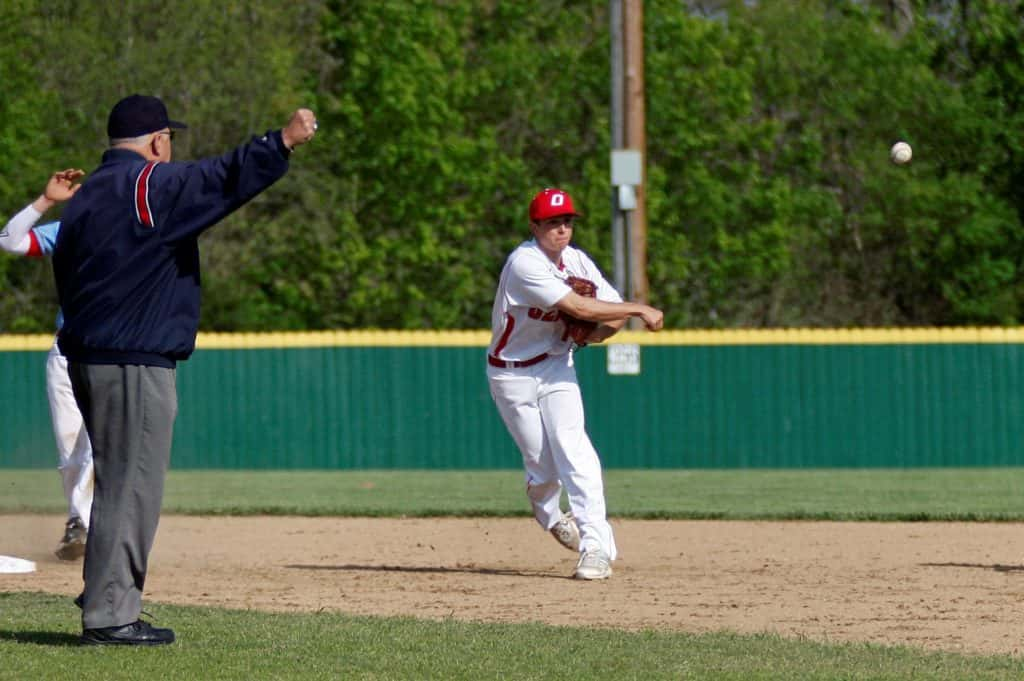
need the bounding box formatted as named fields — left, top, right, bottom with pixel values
left=890, top=141, right=912, bottom=165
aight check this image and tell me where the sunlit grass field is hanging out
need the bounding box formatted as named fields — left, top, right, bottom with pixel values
left=2, top=591, right=1024, bottom=681
left=4, top=468, right=1024, bottom=679
left=5, top=467, right=1024, bottom=520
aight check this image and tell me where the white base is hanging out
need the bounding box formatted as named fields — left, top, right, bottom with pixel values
left=0, top=555, right=37, bottom=574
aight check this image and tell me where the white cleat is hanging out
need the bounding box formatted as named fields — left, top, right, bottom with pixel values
left=549, top=512, right=581, bottom=552
left=574, top=548, right=612, bottom=580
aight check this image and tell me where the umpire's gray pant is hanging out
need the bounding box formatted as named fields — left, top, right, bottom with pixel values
left=68, top=363, right=177, bottom=630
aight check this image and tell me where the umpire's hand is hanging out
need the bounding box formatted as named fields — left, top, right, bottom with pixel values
left=282, top=109, right=318, bottom=150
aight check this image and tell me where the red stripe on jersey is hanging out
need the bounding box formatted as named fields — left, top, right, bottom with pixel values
left=491, top=313, right=516, bottom=356
left=26, top=231, right=42, bottom=257
left=134, top=162, right=158, bottom=227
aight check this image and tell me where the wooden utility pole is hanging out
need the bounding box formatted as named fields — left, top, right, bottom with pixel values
left=610, top=0, right=627, bottom=296
left=623, top=0, right=648, bottom=307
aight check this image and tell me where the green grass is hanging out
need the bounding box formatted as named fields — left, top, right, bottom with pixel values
left=2, top=592, right=1023, bottom=681
left=5, top=468, right=1024, bottom=520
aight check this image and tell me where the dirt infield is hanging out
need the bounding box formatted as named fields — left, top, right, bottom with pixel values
left=3, top=514, right=1024, bottom=656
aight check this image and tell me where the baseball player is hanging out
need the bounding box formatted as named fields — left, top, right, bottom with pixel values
left=1, top=169, right=93, bottom=560
left=487, top=188, right=663, bottom=580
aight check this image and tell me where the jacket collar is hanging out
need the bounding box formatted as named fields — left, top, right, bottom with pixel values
left=101, top=148, right=148, bottom=164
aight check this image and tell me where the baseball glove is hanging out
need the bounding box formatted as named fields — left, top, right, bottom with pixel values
left=562, top=276, right=598, bottom=345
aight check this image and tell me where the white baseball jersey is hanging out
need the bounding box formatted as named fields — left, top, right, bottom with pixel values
left=488, top=240, right=622, bottom=362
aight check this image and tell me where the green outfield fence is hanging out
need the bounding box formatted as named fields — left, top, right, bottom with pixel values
left=3, top=328, right=1024, bottom=469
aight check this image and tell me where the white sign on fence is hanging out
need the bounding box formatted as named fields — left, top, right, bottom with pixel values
left=607, top=343, right=641, bottom=375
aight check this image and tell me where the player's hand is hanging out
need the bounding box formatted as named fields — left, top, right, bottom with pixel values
left=44, top=169, right=85, bottom=203
left=640, top=306, right=664, bottom=331
left=281, top=109, right=318, bottom=150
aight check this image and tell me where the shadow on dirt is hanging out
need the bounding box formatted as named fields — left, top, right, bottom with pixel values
left=284, top=563, right=570, bottom=579
left=919, top=562, right=1024, bottom=573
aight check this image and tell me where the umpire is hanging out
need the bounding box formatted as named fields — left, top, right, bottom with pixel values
left=53, top=94, right=317, bottom=645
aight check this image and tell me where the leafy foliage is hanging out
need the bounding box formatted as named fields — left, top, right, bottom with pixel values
left=1, top=0, right=1023, bottom=330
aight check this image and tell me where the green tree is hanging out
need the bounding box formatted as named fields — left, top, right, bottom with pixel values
left=644, top=0, right=1022, bottom=326
left=2, top=0, right=321, bottom=332
left=4, top=0, right=1024, bottom=331
left=0, top=0, right=68, bottom=331
left=238, top=0, right=614, bottom=330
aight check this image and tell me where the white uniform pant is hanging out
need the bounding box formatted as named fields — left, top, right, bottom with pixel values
left=45, top=341, right=94, bottom=527
left=487, top=354, right=616, bottom=559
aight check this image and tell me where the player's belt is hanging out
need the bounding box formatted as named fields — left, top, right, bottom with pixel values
left=487, top=353, right=549, bottom=369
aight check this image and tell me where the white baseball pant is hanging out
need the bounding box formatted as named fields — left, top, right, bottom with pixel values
left=45, top=340, right=94, bottom=527
left=488, top=354, right=617, bottom=559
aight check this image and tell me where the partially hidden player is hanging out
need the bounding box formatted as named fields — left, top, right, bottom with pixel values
left=0, top=168, right=93, bottom=561
left=486, top=188, right=663, bottom=580
left=54, top=95, right=318, bottom=646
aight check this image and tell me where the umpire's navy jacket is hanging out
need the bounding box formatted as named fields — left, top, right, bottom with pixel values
left=54, top=131, right=291, bottom=368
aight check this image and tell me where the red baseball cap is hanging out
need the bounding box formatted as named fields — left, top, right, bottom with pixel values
left=529, top=188, right=582, bottom=221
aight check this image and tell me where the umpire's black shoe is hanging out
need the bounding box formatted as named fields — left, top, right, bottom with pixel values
left=80, top=620, right=175, bottom=646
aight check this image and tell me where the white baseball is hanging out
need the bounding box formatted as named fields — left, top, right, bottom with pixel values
left=890, top=141, right=912, bottom=165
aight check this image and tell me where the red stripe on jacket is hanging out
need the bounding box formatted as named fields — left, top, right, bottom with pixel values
left=134, top=162, right=159, bottom=227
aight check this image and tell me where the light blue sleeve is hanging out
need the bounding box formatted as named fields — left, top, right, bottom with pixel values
left=32, top=221, right=60, bottom=256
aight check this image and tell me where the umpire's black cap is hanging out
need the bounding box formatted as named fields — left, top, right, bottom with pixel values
left=107, top=94, right=187, bottom=138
